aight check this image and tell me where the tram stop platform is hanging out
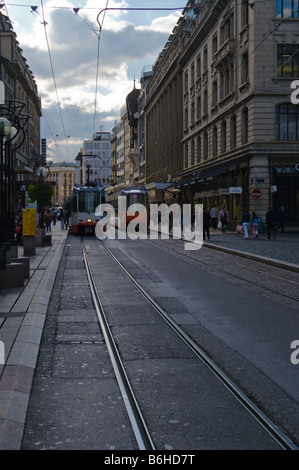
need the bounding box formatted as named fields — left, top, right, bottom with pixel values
left=0, top=222, right=298, bottom=449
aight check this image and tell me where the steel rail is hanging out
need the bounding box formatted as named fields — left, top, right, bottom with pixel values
left=101, top=241, right=298, bottom=451
left=148, top=239, right=299, bottom=304
left=82, top=245, right=155, bottom=451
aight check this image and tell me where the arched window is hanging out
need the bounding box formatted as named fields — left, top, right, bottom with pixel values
left=276, top=103, right=299, bottom=140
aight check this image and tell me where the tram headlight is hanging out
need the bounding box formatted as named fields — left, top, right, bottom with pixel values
left=86, top=218, right=92, bottom=223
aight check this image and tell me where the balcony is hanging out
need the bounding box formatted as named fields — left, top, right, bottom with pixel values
left=214, top=39, right=235, bottom=68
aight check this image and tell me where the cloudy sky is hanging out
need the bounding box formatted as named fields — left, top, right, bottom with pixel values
left=4, top=0, right=185, bottom=163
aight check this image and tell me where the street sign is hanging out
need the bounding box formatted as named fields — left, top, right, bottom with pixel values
left=229, top=187, right=242, bottom=194
left=251, top=189, right=261, bottom=199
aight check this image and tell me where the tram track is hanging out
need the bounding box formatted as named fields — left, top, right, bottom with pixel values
left=82, top=238, right=298, bottom=450
left=147, top=238, right=299, bottom=305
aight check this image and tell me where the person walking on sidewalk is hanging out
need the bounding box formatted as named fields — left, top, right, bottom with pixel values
left=251, top=211, right=259, bottom=239
left=210, top=205, right=219, bottom=229
left=266, top=207, right=278, bottom=240
left=44, top=209, right=53, bottom=232
left=241, top=209, right=250, bottom=239
left=203, top=207, right=210, bottom=240
left=60, top=208, right=65, bottom=229
left=219, top=204, right=229, bottom=232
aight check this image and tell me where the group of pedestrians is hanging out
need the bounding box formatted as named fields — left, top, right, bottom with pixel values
left=43, top=207, right=69, bottom=232
left=207, top=204, right=285, bottom=241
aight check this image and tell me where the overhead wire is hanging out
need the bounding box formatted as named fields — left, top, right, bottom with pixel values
left=2, top=1, right=298, bottom=164
left=40, top=0, right=69, bottom=159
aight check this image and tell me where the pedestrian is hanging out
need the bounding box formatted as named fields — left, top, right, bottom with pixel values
left=265, top=207, right=278, bottom=240
left=203, top=207, right=210, bottom=240
left=60, top=208, right=65, bottom=229
left=44, top=209, right=52, bottom=232
left=277, top=206, right=285, bottom=233
left=219, top=204, right=229, bottom=232
left=210, top=205, right=219, bottom=229
left=64, top=209, right=69, bottom=229
left=52, top=208, right=57, bottom=225
left=241, top=209, right=250, bottom=239
left=251, top=211, right=259, bottom=239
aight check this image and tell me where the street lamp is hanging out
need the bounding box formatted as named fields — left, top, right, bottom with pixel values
left=0, top=117, right=12, bottom=243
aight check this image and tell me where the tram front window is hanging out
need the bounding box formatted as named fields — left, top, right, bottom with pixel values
left=79, top=191, right=102, bottom=213
left=127, top=194, right=146, bottom=206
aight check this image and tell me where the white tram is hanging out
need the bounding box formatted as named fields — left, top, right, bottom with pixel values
left=106, top=187, right=148, bottom=227
left=69, top=184, right=106, bottom=235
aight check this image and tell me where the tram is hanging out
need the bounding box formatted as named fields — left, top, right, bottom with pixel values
left=69, top=184, right=106, bottom=235
left=106, top=187, right=148, bottom=228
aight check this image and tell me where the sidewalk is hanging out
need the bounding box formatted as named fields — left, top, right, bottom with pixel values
left=0, top=223, right=298, bottom=449
left=0, top=223, right=68, bottom=449
left=203, top=227, right=299, bottom=272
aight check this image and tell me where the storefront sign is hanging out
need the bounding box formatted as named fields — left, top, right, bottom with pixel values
left=229, top=187, right=242, bottom=194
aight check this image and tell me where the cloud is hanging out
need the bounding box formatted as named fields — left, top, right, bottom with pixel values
left=9, top=0, right=180, bottom=161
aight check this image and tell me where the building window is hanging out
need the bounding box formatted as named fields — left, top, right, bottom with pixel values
left=212, top=125, right=218, bottom=156
left=191, top=140, right=195, bottom=165
left=185, top=143, right=189, bottom=167
left=191, top=101, right=195, bottom=125
left=277, top=0, right=299, bottom=18
left=212, top=80, right=218, bottom=107
left=203, top=46, right=208, bottom=71
left=197, top=54, right=201, bottom=78
left=241, top=52, right=249, bottom=83
left=184, top=71, right=188, bottom=93
left=203, top=89, right=208, bottom=115
left=276, top=103, right=299, bottom=140
left=197, top=135, right=201, bottom=162
left=191, top=62, right=195, bottom=86
left=204, top=131, right=208, bottom=160
left=184, top=107, right=189, bottom=129
left=241, top=0, right=249, bottom=26
left=212, top=34, right=218, bottom=57
left=277, top=44, right=299, bottom=77
left=197, top=95, right=201, bottom=120
left=230, top=114, right=237, bottom=149
left=221, top=120, right=227, bottom=153
left=241, top=107, right=249, bottom=144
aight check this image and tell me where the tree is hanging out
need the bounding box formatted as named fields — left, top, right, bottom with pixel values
left=27, top=181, right=55, bottom=227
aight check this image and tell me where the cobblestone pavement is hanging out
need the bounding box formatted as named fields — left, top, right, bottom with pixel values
left=204, top=228, right=299, bottom=266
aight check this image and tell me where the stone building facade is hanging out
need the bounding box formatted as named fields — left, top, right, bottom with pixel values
left=0, top=12, right=42, bottom=214
left=144, top=0, right=299, bottom=224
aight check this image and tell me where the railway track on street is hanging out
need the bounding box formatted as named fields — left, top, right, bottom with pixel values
left=82, top=238, right=298, bottom=450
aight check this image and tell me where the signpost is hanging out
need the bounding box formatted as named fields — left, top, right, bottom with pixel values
left=251, top=189, right=261, bottom=199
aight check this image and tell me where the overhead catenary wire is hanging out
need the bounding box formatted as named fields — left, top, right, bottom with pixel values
left=2, top=1, right=298, bottom=164
left=40, top=0, right=69, bottom=159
